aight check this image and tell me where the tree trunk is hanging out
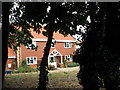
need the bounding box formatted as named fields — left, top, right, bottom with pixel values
left=38, top=29, right=54, bottom=89
left=2, top=2, right=9, bottom=88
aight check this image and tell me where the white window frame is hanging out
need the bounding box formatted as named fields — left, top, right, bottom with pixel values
left=49, top=56, right=56, bottom=63
left=65, top=55, right=72, bottom=62
left=8, top=64, right=11, bottom=68
left=51, top=43, right=55, bottom=48
left=64, top=42, right=71, bottom=48
left=26, top=41, right=36, bottom=48
left=26, top=57, right=37, bottom=65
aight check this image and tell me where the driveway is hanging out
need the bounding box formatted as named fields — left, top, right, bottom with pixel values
left=49, top=66, right=80, bottom=73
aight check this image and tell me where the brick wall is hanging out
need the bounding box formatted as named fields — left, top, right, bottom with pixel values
left=21, top=41, right=46, bottom=67
left=55, top=42, right=75, bottom=55
left=20, top=41, right=75, bottom=68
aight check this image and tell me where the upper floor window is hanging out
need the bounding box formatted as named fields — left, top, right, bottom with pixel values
left=26, top=41, right=36, bottom=48
left=51, top=43, right=55, bottom=48
left=65, top=55, right=72, bottom=61
left=26, top=57, right=37, bottom=65
left=64, top=42, right=71, bottom=48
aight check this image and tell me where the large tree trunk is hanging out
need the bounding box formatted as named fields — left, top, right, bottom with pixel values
left=2, top=2, right=9, bottom=88
left=38, top=29, right=53, bottom=89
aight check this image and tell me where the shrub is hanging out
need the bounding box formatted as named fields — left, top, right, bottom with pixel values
left=63, top=59, right=67, bottom=68
left=36, top=65, right=40, bottom=71
left=49, top=60, right=54, bottom=63
left=17, top=66, right=36, bottom=73
left=22, top=60, right=26, bottom=67
left=12, top=59, right=16, bottom=69
left=67, top=62, right=79, bottom=67
left=48, top=65, right=56, bottom=70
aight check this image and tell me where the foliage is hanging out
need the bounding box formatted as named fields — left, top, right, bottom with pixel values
left=64, top=72, right=68, bottom=74
left=63, top=59, right=67, bottom=68
left=48, top=65, right=56, bottom=70
left=22, top=60, right=26, bottom=67
left=67, top=62, right=79, bottom=67
left=12, top=59, right=15, bottom=63
left=12, top=59, right=16, bottom=65
left=36, top=65, right=40, bottom=71
left=49, top=60, right=54, bottom=63
left=63, top=59, right=67, bottom=64
left=73, top=2, right=120, bottom=90
left=16, top=65, right=37, bottom=73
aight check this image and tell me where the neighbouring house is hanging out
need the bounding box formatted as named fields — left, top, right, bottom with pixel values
left=6, top=47, right=17, bottom=70
left=6, top=27, right=76, bottom=69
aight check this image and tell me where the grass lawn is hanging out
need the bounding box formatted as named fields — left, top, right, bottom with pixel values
left=4, top=67, right=83, bottom=89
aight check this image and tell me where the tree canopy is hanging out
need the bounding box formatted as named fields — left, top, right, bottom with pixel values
left=73, top=2, right=120, bottom=90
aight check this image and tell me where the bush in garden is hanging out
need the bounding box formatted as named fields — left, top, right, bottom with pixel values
left=36, top=65, right=40, bottom=71
left=22, top=60, right=27, bottom=67
left=16, top=65, right=37, bottom=73
left=67, top=62, right=79, bottom=67
left=48, top=65, right=56, bottom=70
left=63, top=59, right=67, bottom=68
left=12, top=59, right=16, bottom=69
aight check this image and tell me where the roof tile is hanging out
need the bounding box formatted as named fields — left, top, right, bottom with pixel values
left=8, top=47, right=15, bottom=56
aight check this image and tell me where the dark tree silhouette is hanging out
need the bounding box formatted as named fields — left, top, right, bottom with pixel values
left=74, top=2, right=120, bottom=90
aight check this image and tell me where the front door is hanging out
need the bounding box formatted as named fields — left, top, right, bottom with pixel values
left=57, top=56, right=60, bottom=67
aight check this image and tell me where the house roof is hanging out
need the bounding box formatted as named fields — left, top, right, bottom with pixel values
left=49, top=48, right=55, bottom=54
left=8, top=47, right=16, bottom=57
left=30, top=27, right=75, bottom=41
left=49, top=49, right=62, bottom=56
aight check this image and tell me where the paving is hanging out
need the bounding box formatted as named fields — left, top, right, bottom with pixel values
left=49, top=66, right=80, bottom=73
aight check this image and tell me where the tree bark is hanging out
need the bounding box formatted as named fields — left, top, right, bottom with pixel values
left=38, top=29, right=54, bottom=89
left=2, top=2, right=9, bottom=88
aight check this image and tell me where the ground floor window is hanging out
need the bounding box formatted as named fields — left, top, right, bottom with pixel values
left=65, top=55, right=72, bottom=61
left=49, top=57, right=56, bottom=63
left=26, top=57, right=37, bottom=65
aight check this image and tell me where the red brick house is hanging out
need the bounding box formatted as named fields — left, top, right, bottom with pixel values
left=6, top=47, right=17, bottom=70
left=6, top=28, right=76, bottom=69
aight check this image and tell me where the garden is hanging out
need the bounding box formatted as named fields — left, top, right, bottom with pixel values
left=4, top=66, right=82, bottom=88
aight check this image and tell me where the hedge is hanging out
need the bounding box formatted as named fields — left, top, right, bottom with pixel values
left=67, top=62, right=79, bottom=67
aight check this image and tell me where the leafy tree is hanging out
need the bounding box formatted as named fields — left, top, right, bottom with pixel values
left=2, top=2, right=88, bottom=89
left=74, top=2, right=120, bottom=90
left=2, top=2, right=38, bottom=88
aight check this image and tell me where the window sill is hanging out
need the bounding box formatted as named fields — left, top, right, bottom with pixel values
left=51, top=47, right=55, bottom=48
left=27, top=63, right=37, bottom=65
left=64, top=47, right=71, bottom=48
left=66, top=60, right=72, bottom=62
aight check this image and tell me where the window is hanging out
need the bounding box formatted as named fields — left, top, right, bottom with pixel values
left=65, top=55, right=72, bottom=61
left=26, top=57, right=37, bottom=65
left=8, top=64, right=11, bottom=68
left=64, top=42, right=71, bottom=48
left=51, top=43, right=54, bottom=48
left=26, top=41, right=36, bottom=48
left=49, top=57, right=56, bottom=63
